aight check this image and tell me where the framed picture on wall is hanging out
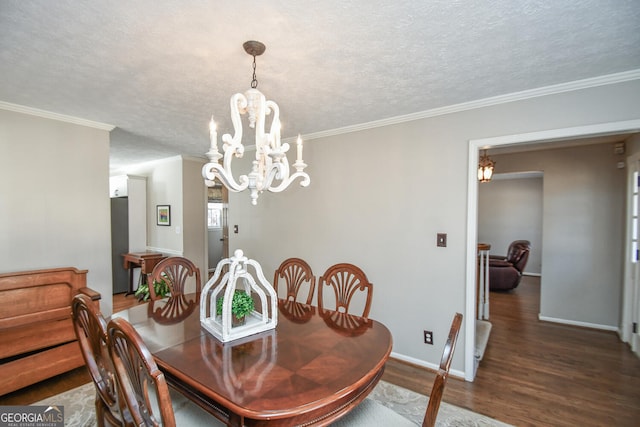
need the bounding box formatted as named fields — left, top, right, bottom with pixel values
left=157, top=205, right=171, bottom=226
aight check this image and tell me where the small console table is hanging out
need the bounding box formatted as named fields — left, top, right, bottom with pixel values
left=122, top=251, right=167, bottom=296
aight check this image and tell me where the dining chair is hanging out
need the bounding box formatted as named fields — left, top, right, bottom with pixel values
left=331, top=312, right=463, bottom=427
left=147, top=256, right=202, bottom=300
left=107, top=317, right=225, bottom=427
left=273, top=257, right=316, bottom=304
left=318, top=263, right=373, bottom=318
left=423, top=312, right=463, bottom=426
left=71, top=294, right=129, bottom=427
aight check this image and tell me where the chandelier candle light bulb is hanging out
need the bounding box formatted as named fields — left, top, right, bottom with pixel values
left=207, top=116, right=222, bottom=161
left=209, top=116, right=216, bottom=148
left=202, top=40, right=310, bottom=205
left=296, top=135, right=303, bottom=163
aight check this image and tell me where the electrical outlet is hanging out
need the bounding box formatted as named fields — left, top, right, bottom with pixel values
left=423, top=330, right=433, bottom=345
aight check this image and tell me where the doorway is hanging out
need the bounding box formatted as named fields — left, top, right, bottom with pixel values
left=624, top=152, right=640, bottom=356
left=207, top=184, right=229, bottom=278
left=478, top=172, right=543, bottom=278
left=465, top=119, right=640, bottom=381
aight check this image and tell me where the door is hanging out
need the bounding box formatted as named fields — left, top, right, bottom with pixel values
left=207, top=185, right=229, bottom=276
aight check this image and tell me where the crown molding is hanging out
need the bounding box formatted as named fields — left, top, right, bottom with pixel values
left=0, top=100, right=115, bottom=131
left=302, top=69, right=640, bottom=141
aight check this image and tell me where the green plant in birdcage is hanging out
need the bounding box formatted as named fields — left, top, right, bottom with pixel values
left=216, top=289, right=255, bottom=322
left=134, top=277, right=170, bottom=301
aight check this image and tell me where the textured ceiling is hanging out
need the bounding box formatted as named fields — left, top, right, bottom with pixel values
left=1, top=1, right=639, bottom=174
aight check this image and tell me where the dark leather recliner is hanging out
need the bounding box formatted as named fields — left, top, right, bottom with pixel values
left=489, top=240, right=531, bottom=291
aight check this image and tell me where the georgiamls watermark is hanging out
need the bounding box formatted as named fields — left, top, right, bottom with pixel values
left=0, top=405, right=64, bottom=427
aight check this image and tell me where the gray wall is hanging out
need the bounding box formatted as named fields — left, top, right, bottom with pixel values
left=479, top=175, right=543, bottom=275
left=182, top=157, right=207, bottom=281
left=0, top=109, right=114, bottom=314
left=488, top=144, right=626, bottom=327
left=226, top=79, right=640, bottom=376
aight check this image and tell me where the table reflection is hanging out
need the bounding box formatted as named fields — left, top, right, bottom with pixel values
left=200, top=330, right=277, bottom=403
left=277, top=298, right=315, bottom=323
left=319, top=308, right=373, bottom=337
left=148, top=293, right=199, bottom=324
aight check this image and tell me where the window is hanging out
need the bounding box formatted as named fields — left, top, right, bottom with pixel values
left=208, top=202, right=223, bottom=229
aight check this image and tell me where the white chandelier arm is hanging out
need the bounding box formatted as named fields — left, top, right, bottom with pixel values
left=261, top=161, right=286, bottom=191
left=220, top=141, right=250, bottom=190
left=267, top=169, right=311, bottom=193
left=202, top=92, right=253, bottom=191
left=265, top=100, right=281, bottom=151
left=227, top=93, right=247, bottom=148
left=202, top=162, right=249, bottom=192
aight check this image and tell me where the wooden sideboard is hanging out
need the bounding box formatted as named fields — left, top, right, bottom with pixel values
left=0, top=267, right=101, bottom=395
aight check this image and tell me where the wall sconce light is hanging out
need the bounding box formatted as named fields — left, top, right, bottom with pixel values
left=478, top=150, right=495, bottom=183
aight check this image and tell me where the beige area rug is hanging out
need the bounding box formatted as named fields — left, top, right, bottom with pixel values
left=35, top=380, right=511, bottom=426
left=34, top=382, right=95, bottom=427
left=369, top=380, right=511, bottom=427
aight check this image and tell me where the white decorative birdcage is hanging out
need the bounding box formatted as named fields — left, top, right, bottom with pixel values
left=201, top=249, right=278, bottom=342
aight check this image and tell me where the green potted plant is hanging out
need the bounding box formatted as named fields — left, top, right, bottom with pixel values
left=216, top=290, right=255, bottom=325
left=134, top=277, right=170, bottom=301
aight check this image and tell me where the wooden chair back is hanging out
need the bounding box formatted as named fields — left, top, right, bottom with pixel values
left=318, top=263, right=373, bottom=318
left=273, top=258, right=316, bottom=304
left=71, top=294, right=127, bottom=426
left=107, top=317, right=176, bottom=427
left=148, top=256, right=201, bottom=300
left=423, top=312, right=463, bottom=427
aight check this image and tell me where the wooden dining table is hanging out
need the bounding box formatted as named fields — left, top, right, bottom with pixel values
left=111, top=294, right=393, bottom=426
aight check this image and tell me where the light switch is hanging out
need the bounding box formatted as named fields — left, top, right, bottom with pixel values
left=234, top=225, right=239, bottom=234
left=437, top=233, right=447, bottom=247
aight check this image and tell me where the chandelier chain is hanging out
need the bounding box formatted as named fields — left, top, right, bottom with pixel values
left=251, top=55, right=258, bottom=89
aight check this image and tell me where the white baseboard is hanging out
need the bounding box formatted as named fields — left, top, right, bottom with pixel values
left=538, top=315, right=618, bottom=332
left=389, top=351, right=465, bottom=380
left=146, top=246, right=182, bottom=256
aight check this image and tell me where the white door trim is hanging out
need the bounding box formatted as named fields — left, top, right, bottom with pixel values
left=464, top=119, right=640, bottom=381
left=623, top=152, right=640, bottom=355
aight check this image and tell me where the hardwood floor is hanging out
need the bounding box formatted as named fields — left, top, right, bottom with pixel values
left=382, top=276, right=640, bottom=427
left=2, top=282, right=639, bottom=426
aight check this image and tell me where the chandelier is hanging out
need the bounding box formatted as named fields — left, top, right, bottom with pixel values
left=477, top=150, right=495, bottom=183
left=202, top=41, right=310, bottom=205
